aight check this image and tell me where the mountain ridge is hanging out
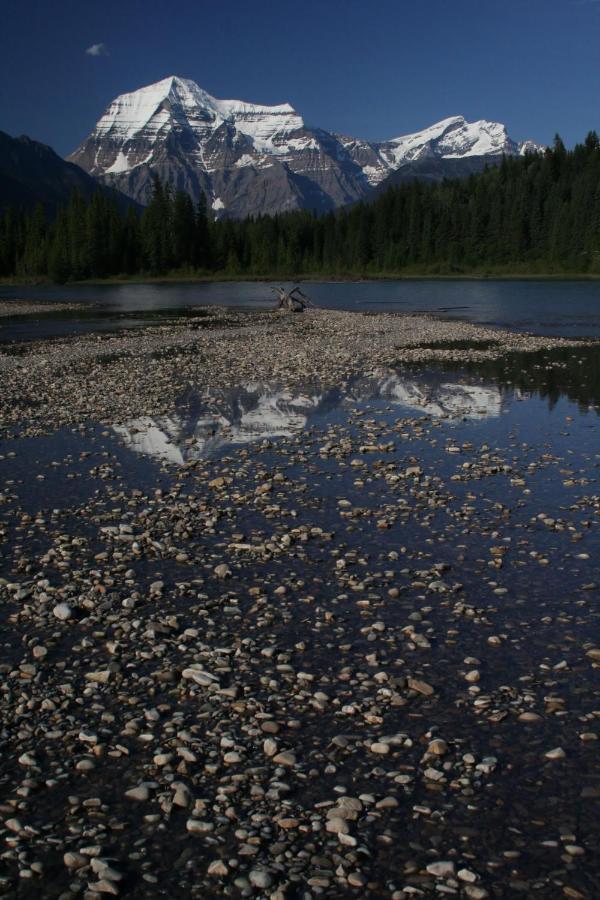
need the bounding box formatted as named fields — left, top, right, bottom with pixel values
left=0, top=130, right=139, bottom=216
left=67, top=76, right=543, bottom=218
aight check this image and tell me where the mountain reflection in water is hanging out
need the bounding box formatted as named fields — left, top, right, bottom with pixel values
left=113, top=371, right=502, bottom=464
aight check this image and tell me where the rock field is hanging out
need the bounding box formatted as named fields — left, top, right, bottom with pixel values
left=0, top=308, right=599, bottom=899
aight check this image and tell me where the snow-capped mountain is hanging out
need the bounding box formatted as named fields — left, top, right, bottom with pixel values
left=340, top=115, right=540, bottom=187
left=114, top=372, right=502, bottom=464
left=69, top=76, right=541, bottom=218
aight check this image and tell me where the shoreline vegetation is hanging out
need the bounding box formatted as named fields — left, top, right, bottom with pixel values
left=3, top=135, right=600, bottom=286
left=4, top=270, right=600, bottom=289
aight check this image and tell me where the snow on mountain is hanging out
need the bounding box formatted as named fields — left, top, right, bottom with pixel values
left=390, top=116, right=516, bottom=160
left=374, top=376, right=502, bottom=419
left=113, top=374, right=502, bottom=464
left=340, top=115, right=541, bottom=187
left=87, top=76, right=305, bottom=165
left=113, top=385, right=324, bottom=462
left=69, top=76, right=542, bottom=217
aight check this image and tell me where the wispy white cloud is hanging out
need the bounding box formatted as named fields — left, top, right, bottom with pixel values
left=85, top=43, right=109, bottom=57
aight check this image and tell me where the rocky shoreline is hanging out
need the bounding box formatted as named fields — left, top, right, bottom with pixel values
left=0, top=300, right=85, bottom=318
left=0, top=309, right=599, bottom=899
left=0, top=308, right=591, bottom=438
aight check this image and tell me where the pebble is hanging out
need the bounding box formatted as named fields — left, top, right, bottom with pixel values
left=458, top=868, right=479, bottom=883
left=249, top=870, right=272, bottom=889
left=0, top=308, right=598, bottom=899
left=426, top=861, right=455, bottom=877
left=207, top=860, right=228, bottom=877
left=125, top=785, right=150, bottom=801
left=407, top=677, right=435, bottom=696
left=370, top=742, right=390, bottom=755
left=53, top=602, right=73, bottom=621
left=64, top=852, right=87, bottom=870
left=272, top=751, right=296, bottom=767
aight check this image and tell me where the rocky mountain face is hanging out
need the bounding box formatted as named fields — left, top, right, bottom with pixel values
left=366, top=154, right=505, bottom=200
left=0, top=130, right=136, bottom=216
left=69, top=76, right=541, bottom=218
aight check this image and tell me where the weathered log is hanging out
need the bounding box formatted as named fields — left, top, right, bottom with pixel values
left=271, top=286, right=314, bottom=312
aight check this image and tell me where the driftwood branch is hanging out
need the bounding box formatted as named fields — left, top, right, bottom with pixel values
left=271, top=286, right=314, bottom=312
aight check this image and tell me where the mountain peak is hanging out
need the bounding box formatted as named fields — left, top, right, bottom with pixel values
left=89, top=76, right=303, bottom=145
left=68, top=77, right=542, bottom=217
left=384, top=115, right=519, bottom=167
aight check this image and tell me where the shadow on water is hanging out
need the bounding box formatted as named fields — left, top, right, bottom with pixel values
left=0, top=306, right=221, bottom=345
left=404, top=338, right=502, bottom=351
left=419, top=342, right=600, bottom=413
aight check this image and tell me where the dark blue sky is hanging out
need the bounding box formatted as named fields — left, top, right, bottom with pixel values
left=1, top=0, right=599, bottom=156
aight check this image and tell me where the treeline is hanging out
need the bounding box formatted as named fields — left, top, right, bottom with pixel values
left=2, top=133, right=600, bottom=281
left=0, top=182, right=210, bottom=281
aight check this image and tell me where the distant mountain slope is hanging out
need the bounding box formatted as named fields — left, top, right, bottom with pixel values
left=68, top=76, right=543, bottom=218
left=366, top=154, right=504, bottom=199
left=0, top=130, right=137, bottom=215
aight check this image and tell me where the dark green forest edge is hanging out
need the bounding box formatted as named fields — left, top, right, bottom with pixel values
left=2, top=135, right=600, bottom=283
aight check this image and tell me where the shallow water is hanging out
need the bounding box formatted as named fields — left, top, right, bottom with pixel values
left=1, top=348, right=600, bottom=897
left=2, top=278, right=600, bottom=342
left=1, top=348, right=598, bottom=528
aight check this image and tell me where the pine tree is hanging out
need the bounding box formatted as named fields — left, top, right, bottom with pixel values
left=172, top=191, right=196, bottom=268
left=195, top=191, right=211, bottom=269
left=141, top=177, right=173, bottom=274
left=4, top=130, right=600, bottom=281
left=48, top=209, right=71, bottom=283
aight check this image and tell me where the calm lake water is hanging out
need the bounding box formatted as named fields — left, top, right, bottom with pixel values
left=1, top=278, right=600, bottom=341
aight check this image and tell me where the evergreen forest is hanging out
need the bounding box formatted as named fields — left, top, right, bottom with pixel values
left=2, top=134, right=600, bottom=282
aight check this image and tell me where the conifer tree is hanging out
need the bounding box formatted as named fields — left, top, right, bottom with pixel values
left=3, top=132, right=600, bottom=281
left=195, top=191, right=210, bottom=269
